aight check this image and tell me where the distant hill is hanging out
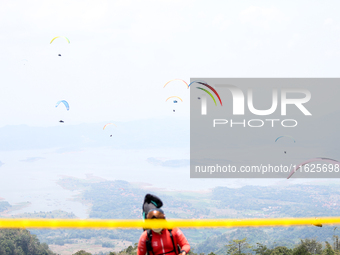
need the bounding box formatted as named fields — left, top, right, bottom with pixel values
left=0, top=118, right=189, bottom=151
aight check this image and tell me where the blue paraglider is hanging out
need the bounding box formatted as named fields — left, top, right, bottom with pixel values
left=55, top=100, right=69, bottom=111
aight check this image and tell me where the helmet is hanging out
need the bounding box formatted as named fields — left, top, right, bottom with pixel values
left=146, top=208, right=166, bottom=219
left=142, top=194, right=163, bottom=220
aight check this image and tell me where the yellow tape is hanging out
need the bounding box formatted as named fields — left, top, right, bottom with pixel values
left=0, top=217, right=337, bottom=229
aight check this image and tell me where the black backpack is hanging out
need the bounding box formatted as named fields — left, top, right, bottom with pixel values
left=145, top=229, right=181, bottom=255
left=142, top=194, right=181, bottom=255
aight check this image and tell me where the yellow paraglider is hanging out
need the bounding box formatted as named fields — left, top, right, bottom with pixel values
left=50, top=36, right=70, bottom=44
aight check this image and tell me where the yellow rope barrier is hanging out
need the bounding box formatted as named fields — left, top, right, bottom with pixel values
left=0, top=217, right=338, bottom=229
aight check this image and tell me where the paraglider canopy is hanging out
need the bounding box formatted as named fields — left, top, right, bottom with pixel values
left=166, top=96, right=183, bottom=102
left=275, top=135, right=296, bottom=143
left=103, top=123, right=117, bottom=130
left=103, top=123, right=117, bottom=137
left=50, top=36, right=70, bottom=44
left=163, top=79, right=189, bottom=88
left=55, top=100, right=69, bottom=111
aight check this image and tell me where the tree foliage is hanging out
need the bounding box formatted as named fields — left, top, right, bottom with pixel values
left=72, top=250, right=92, bottom=255
left=226, top=238, right=253, bottom=255
left=271, top=246, right=293, bottom=255
left=0, top=228, right=55, bottom=255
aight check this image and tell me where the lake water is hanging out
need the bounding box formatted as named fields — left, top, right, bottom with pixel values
left=0, top=147, right=337, bottom=218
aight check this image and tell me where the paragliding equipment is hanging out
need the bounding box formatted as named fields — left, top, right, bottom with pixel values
left=55, top=100, right=69, bottom=111
left=50, top=36, right=70, bottom=44
left=195, top=82, right=222, bottom=106
left=275, top=135, right=295, bottom=154
left=103, top=123, right=117, bottom=137
left=188, top=80, right=208, bottom=87
left=50, top=36, right=70, bottom=57
left=55, top=100, right=69, bottom=123
left=163, top=79, right=189, bottom=88
left=197, top=87, right=217, bottom=106
left=166, top=96, right=183, bottom=102
left=287, top=157, right=340, bottom=179
left=166, top=96, right=183, bottom=113
left=275, top=135, right=296, bottom=143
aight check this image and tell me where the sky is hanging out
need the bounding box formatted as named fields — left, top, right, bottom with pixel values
left=1, top=0, right=340, bottom=216
left=1, top=1, right=340, bottom=126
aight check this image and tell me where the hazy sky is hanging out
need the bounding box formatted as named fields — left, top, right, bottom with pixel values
left=1, top=1, right=340, bottom=127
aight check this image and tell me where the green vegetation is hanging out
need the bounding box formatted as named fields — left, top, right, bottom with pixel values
left=211, top=185, right=340, bottom=218
left=13, top=210, right=77, bottom=219
left=69, top=237, right=340, bottom=255
left=48, top=178, right=340, bottom=251
left=5, top=177, right=340, bottom=254
left=30, top=228, right=141, bottom=247
left=73, top=250, right=92, bottom=255
left=226, top=238, right=253, bottom=255
left=0, top=228, right=55, bottom=254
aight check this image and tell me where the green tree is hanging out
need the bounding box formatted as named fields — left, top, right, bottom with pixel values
left=226, top=238, right=253, bottom=255
left=323, top=242, right=335, bottom=255
left=72, top=250, right=92, bottom=255
left=188, top=249, right=198, bottom=255
left=253, top=243, right=272, bottom=255
left=118, top=243, right=137, bottom=255
left=0, top=229, right=55, bottom=255
left=271, top=246, right=292, bottom=255
left=333, top=236, right=339, bottom=251
left=293, top=245, right=310, bottom=255
left=300, top=239, right=322, bottom=254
